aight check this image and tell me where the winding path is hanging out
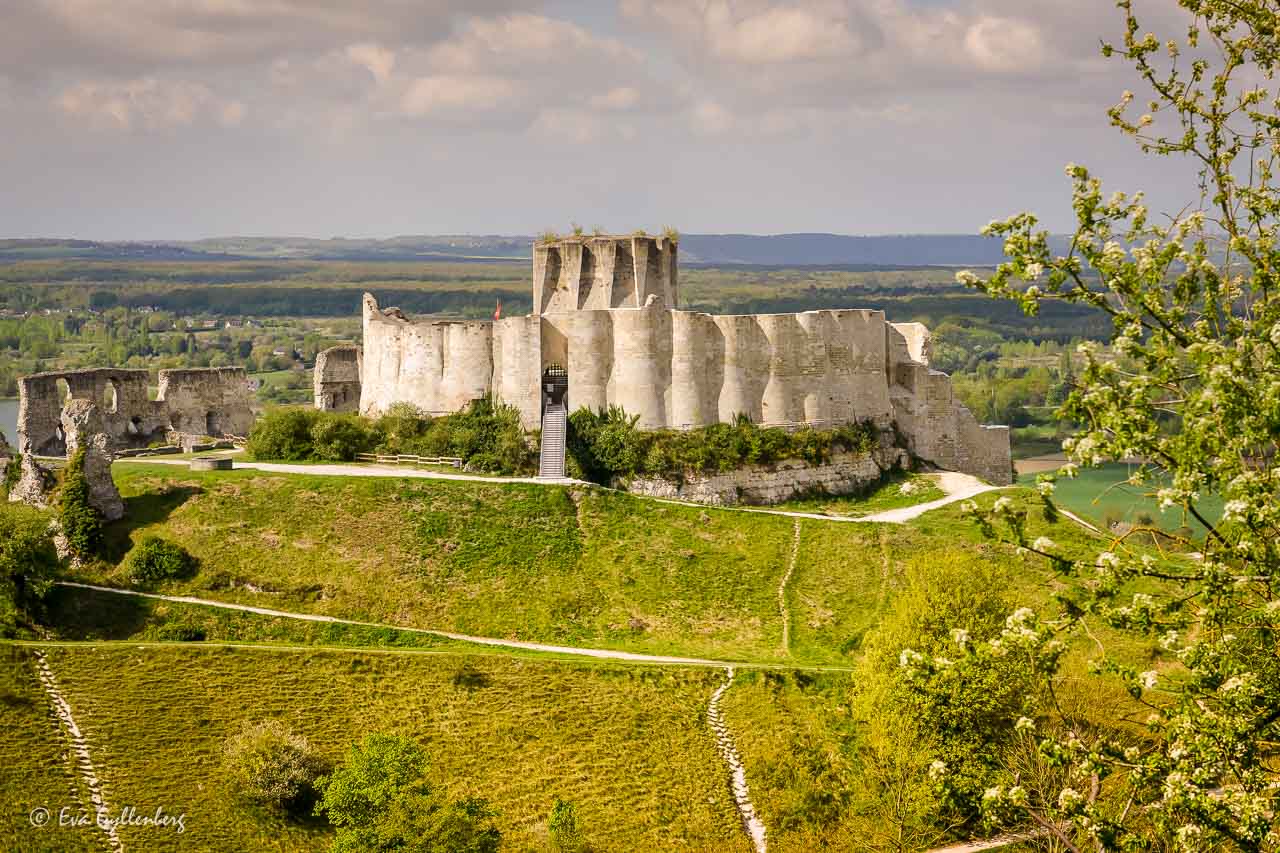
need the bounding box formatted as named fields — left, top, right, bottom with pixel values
left=708, top=668, right=767, bottom=853
left=54, top=582, right=860, bottom=673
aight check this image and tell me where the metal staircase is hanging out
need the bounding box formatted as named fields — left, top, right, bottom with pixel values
left=538, top=401, right=567, bottom=479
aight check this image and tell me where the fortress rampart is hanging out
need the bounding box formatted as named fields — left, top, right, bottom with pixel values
left=352, top=235, right=1013, bottom=485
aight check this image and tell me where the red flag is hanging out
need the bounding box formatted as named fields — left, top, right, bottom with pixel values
left=494, top=299, right=502, bottom=321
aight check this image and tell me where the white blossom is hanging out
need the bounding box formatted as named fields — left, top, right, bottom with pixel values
left=1139, top=670, right=1158, bottom=690
left=1058, top=787, right=1084, bottom=810
left=1032, top=536, right=1057, bottom=552
left=1015, top=716, right=1036, bottom=732
left=951, top=628, right=970, bottom=648
left=1222, top=499, right=1248, bottom=522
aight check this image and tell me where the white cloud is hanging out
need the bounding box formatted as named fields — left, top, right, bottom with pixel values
left=399, top=74, right=516, bottom=117
left=963, top=16, right=1045, bottom=73
left=346, top=43, right=396, bottom=85
left=691, top=100, right=734, bottom=135
left=590, top=87, right=642, bottom=111
left=701, top=3, right=861, bottom=64
left=56, top=77, right=241, bottom=131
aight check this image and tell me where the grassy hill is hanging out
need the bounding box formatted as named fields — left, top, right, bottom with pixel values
left=1, top=465, right=1167, bottom=852
left=53, top=463, right=1104, bottom=665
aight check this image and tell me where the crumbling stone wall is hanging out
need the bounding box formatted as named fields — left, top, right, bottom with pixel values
left=61, top=399, right=124, bottom=521
left=17, top=366, right=254, bottom=457
left=314, top=345, right=362, bottom=412
left=625, top=445, right=908, bottom=507
left=533, top=235, right=677, bottom=315
left=156, top=368, right=254, bottom=439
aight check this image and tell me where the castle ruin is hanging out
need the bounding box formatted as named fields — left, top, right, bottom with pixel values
left=16, top=367, right=254, bottom=458
left=331, top=235, right=1013, bottom=485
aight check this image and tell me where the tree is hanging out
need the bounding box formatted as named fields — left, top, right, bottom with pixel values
left=0, top=505, right=59, bottom=635
left=315, top=734, right=501, bottom=853
left=932, top=1, right=1280, bottom=848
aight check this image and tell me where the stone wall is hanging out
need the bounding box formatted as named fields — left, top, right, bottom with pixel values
left=360, top=294, right=494, bottom=417
left=314, top=345, right=362, bottom=412
left=18, top=366, right=253, bottom=456
left=624, top=446, right=909, bottom=507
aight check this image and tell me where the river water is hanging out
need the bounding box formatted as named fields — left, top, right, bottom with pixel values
left=0, top=398, right=17, bottom=445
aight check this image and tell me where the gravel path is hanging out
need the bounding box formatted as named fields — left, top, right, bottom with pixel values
left=32, top=649, right=125, bottom=853
left=124, top=456, right=577, bottom=486
left=56, top=582, right=736, bottom=668
left=708, top=668, right=767, bottom=853
left=124, top=458, right=1002, bottom=524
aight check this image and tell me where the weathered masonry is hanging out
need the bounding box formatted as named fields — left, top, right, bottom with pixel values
left=352, top=235, right=1013, bottom=485
left=314, top=345, right=362, bottom=413
left=17, top=367, right=254, bottom=457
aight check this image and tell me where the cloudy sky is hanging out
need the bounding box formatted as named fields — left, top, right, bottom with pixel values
left=0, top=0, right=1200, bottom=239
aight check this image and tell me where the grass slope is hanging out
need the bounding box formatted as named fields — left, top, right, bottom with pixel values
left=85, top=465, right=793, bottom=661
left=0, top=648, right=98, bottom=853
left=0, top=645, right=747, bottom=853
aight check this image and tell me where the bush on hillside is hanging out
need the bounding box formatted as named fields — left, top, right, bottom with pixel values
left=0, top=505, right=60, bottom=636
left=566, top=406, right=880, bottom=485
left=124, top=536, right=197, bottom=586
left=247, top=408, right=372, bottom=462
left=315, top=733, right=501, bottom=853
left=860, top=553, right=1041, bottom=831
left=58, top=448, right=103, bottom=561
left=548, top=798, right=586, bottom=852
left=222, top=720, right=328, bottom=815
left=246, top=399, right=534, bottom=475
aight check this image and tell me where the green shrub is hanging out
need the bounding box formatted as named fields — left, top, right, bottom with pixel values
left=248, top=399, right=533, bottom=474
left=309, top=414, right=376, bottom=461
left=124, top=536, right=197, bottom=585
left=0, top=504, right=60, bottom=636
left=2, top=453, right=20, bottom=498
left=58, top=448, right=103, bottom=561
left=154, top=622, right=206, bottom=642
left=548, top=798, right=585, bottom=852
left=566, top=406, right=881, bottom=484
left=247, top=408, right=318, bottom=461
left=223, top=720, right=328, bottom=815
